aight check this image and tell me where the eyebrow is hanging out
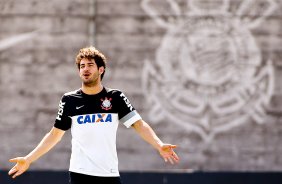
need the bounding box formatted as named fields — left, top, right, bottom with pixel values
left=81, top=61, right=95, bottom=65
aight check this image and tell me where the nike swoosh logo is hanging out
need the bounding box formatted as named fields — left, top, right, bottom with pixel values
left=76, top=105, right=84, bottom=110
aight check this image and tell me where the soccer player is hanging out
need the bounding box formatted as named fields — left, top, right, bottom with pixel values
left=8, top=46, right=179, bottom=184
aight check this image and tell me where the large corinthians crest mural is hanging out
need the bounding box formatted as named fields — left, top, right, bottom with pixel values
left=141, top=0, right=276, bottom=142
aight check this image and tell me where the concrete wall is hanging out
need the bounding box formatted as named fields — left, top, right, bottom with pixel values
left=1, top=0, right=282, bottom=172
left=0, top=0, right=92, bottom=170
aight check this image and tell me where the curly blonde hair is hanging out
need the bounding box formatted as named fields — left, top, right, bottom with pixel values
left=75, top=46, right=107, bottom=80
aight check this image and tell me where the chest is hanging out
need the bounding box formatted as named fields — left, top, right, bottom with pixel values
left=69, top=96, right=117, bottom=116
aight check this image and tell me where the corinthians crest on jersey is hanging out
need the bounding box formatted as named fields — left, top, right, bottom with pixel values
left=101, top=97, right=112, bottom=110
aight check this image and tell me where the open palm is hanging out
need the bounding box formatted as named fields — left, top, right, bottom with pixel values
left=8, top=157, right=31, bottom=178
left=158, top=144, right=179, bottom=164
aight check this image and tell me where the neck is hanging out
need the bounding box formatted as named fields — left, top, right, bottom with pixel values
left=81, top=83, right=103, bottom=95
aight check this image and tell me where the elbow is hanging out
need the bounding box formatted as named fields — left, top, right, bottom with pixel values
left=132, top=120, right=144, bottom=130
left=47, top=131, right=64, bottom=144
left=132, top=120, right=150, bottom=133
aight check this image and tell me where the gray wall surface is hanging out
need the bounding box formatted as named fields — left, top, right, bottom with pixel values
left=1, top=0, right=282, bottom=172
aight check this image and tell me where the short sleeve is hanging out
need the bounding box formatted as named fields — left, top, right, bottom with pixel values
left=115, top=91, right=142, bottom=128
left=54, top=95, right=71, bottom=130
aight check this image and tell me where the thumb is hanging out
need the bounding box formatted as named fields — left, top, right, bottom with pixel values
left=168, top=144, right=177, bottom=148
left=9, top=158, right=19, bottom=163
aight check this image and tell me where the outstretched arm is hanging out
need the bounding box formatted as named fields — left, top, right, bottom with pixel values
left=131, top=119, right=179, bottom=164
left=8, top=127, right=65, bottom=178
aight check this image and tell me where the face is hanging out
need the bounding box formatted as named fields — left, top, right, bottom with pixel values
left=79, top=58, right=104, bottom=86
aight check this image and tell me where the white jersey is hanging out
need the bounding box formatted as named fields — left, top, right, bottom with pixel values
left=54, top=87, right=141, bottom=176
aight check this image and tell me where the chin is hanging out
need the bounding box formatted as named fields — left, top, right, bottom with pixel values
left=83, top=80, right=92, bottom=85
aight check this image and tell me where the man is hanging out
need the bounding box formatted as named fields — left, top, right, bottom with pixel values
left=8, top=46, right=179, bottom=184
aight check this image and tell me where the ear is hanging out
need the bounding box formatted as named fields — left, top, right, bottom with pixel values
left=99, top=67, right=105, bottom=75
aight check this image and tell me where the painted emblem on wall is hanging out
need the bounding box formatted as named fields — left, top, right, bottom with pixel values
left=0, top=31, right=38, bottom=51
left=141, top=0, right=276, bottom=142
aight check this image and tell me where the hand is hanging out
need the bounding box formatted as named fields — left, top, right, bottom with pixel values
left=158, top=144, right=179, bottom=164
left=8, top=157, right=31, bottom=178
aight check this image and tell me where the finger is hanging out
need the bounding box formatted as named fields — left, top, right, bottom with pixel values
left=172, top=152, right=180, bottom=162
left=8, top=167, right=18, bottom=175
left=172, top=156, right=179, bottom=163
left=168, top=157, right=174, bottom=165
left=164, top=157, right=168, bottom=163
left=12, top=170, right=24, bottom=178
left=12, top=172, right=19, bottom=179
left=169, top=145, right=177, bottom=149
left=9, top=158, right=18, bottom=163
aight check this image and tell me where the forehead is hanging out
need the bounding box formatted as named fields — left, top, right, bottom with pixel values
left=80, top=58, right=96, bottom=65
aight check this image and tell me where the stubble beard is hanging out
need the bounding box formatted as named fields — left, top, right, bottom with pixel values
left=82, top=79, right=97, bottom=87
left=82, top=75, right=100, bottom=87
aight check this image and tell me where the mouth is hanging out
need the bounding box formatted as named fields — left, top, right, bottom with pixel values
left=82, top=73, right=91, bottom=78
